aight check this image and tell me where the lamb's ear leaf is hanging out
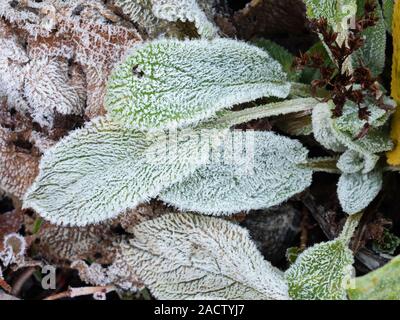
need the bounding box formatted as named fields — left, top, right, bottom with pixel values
left=159, top=131, right=312, bottom=215
left=348, top=255, right=400, bottom=300
left=337, top=168, right=383, bottom=215
left=312, top=102, right=393, bottom=166
left=105, top=38, right=291, bottom=131
left=303, top=0, right=357, bottom=28
left=285, top=214, right=361, bottom=300
left=117, top=213, right=289, bottom=300
left=253, top=39, right=300, bottom=81
left=312, top=102, right=347, bottom=152
left=353, top=0, right=386, bottom=76
left=23, top=118, right=226, bottom=226
left=337, top=150, right=365, bottom=174
left=382, top=0, right=394, bottom=34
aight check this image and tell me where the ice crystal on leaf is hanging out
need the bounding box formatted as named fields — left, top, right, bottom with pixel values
left=337, top=168, right=383, bottom=215
left=23, top=118, right=229, bottom=226
left=118, top=213, right=289, bottom=300
left=105, top=38, right=291, bottom=131
left=159, top=131, right=312, bottom=215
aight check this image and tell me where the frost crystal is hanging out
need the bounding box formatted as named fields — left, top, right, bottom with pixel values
left=337, top=168, right=383, bottom=215
left=119, top=213, right=289, bottom=300
left=160, top=131, right=312, bottom=215
left=23, top=118, right=229, bottom=226
left=106, top=38, right=291, bottom=131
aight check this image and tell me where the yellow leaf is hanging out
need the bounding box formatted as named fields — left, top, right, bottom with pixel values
left=387, top=0, right=400, bottom=165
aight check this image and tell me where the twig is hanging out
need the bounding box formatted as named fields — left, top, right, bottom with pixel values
left=11, top=267, right=36, bottom=296
left=43, top=285, right=116, bottom=300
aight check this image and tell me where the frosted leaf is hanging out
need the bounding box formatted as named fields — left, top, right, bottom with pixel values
left=105, top=38, right=291, bottom=131
left=119, top=213, right=289, bottom=300
left=337, top=168, right=383, bottom=215
left=152, top=0, right=218, bottom=38
left=303, top=0, right=357, bottom=29
left=23, top=118, right=228, bottom=226
left=0, top=24, right=30, bottom=117
left=312, top=101, right=393, bottom=161
left=334, top=98, right=393, bottom=136
left=382, top=0, right=394, bottom=33
left=160, top=131, right=312, bottom=215
left=37, top=223, right=120, bottom=264
left=337, top=149, right=378, bottom=174
left=311, top=103, right=346, bottom=152
left=118, top=202, right=168, bottom=234
left=0, top=126, right=39, bottom=198
left=353, top=0, right=386, bottom=76
left=24, top=1, right=142, bottom=119
left=72, top=260, right=142, bottom=292
left=114, top=0, right=217, bottom=37
left=254, top=39, right=300, bottom=81
left=0, top=209, right=23, bottom=241
left=23, top=57, right=86, bottom=128
left=337, top=150, right=365, bottom=173
left=113, top=0, right=163, bottom=35
left=0, top=233, right=26, bottom=268
left=285, top=238, right=354, bottom=300
left=348, top=255, right=400, bottom=300
left=285, top=213, right=362, bottom=300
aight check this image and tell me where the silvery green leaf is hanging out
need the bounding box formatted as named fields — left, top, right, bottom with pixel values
left=337, top=149, right=378, bottom=174
left=312, top=102, right=346, bottom=152
left=159, top=131, right=312, bottom=215
left=337, top=168, right=383, bottom=214
left=253, top=39, right=300, bottom=81
left=312, top=101, right=393, bottom=162
left=334, top=98, right=392, bottom=135
left=23, top=118, right=228, bottom=226
left=119, top=213, right=289, bottom=300
left=382, top=0, right=394, bottom=33
left=303, top=0, right=357, bottom=30
left=285, top=214, right=361, bottom=300
left=337, top=150, right=365, bottom=173
left=348, top=255, right=400, bottom=300
left=105, top=38, right=291, bottom=131
left=353, top=0, right=386, bottom=76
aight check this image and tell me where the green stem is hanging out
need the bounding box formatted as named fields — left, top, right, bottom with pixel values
left=205, top=97, right=319, bottom=129
left=300, top=156, right=340, bottom=174
left=339, top=212, right=363, bottom=245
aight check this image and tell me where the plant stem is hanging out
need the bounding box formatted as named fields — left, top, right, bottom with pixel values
left=206, top=97, right=319, bottom=128
left=300, top=156, right=340, bottom=174
left=339, top=212, right=364, bottom=245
